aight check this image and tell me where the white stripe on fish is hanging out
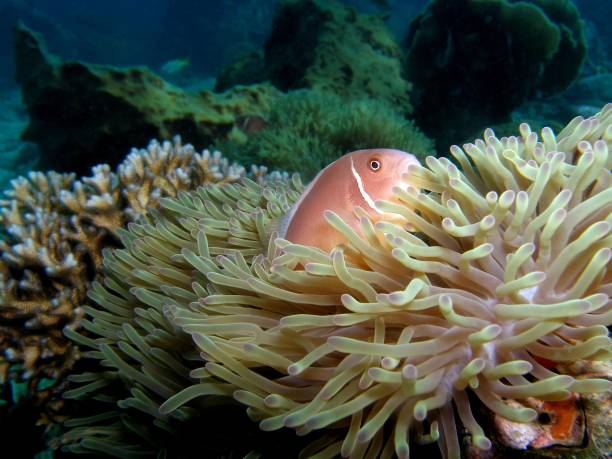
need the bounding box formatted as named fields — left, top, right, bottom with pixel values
left=278, top=148, right=421, bottom=254
left=350, top=157, right=382, bottom=214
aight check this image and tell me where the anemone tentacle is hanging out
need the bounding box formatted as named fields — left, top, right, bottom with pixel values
left=63, top=105, right=611, bottom=458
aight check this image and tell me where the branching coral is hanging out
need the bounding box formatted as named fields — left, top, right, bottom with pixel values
left=62, top=105, right=611, bottom=458
left=0, top=137, right=266, bottom=430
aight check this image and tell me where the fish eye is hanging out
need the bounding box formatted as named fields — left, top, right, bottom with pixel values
left=369, top=158, right=381, bottom=171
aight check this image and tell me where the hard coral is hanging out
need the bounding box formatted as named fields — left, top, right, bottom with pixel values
left=63, top=105, right=611, bottom=458
left=227, top=0, right=413, bottom=114
left=0, top=138, right=258, bottom=430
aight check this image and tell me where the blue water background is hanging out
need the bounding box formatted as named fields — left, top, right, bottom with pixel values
left=0, top=0, right=609, bottom=185
left=0, top=1, right=437, bottom=88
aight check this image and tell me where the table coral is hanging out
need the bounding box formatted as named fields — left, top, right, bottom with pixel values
left=61, top=105, right=611, bottom=458
left=0, top=138, right=266, bottom=434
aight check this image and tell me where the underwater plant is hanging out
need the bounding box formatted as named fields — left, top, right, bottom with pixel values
left=229, top=89, right=433, bottom=180
left=61, top=105, right=611, bottom=458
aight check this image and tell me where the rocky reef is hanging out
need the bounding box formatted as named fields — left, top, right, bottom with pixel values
left=0, top=1, right=608, bottom=458
left=14, top=24, right=280, bottom=176
left=404, top=0, right=587, bottom=149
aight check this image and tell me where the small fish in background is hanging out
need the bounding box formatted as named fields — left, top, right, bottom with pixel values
left=278, top=148, right=420, bottom=254
left=235, top=115, right=269, bottom=135
left=160, top=57, right=191, bottom=76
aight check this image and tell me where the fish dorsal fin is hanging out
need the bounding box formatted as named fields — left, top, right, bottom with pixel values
left=281, top=201, right=298, bottom=237
left=265, top=204, right=294, bottom=241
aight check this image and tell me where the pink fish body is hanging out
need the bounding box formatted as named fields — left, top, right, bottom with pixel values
left=280, top=149, right=420, bottom=254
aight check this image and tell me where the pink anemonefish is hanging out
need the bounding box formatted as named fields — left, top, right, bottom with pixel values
left=278, top=148, right=421, bottom=254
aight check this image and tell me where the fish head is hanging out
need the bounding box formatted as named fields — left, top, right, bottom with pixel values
left=348, top=148, right=421, bottom=206
left=281, top=148, right=422, bottom=254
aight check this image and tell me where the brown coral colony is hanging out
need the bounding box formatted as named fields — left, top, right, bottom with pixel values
left=0, top=137, right=272, bottom=424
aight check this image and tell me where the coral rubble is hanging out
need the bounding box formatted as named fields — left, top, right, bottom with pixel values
left=62, top=105, right=611, bottom=458
left=13, top=23, right=280, bottom=176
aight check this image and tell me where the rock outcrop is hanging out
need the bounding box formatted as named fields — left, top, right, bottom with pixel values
left=216, top=0, right=413, bottom=115
left=404, top=0, right=587, bottom=149
left=14, top=24, right=279, bottom=175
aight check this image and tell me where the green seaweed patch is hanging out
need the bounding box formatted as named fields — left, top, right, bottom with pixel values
left=223, top=89, right=434, bottom=179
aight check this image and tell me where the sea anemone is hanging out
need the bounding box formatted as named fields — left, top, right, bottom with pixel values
left=0, top=137, right=260, bottom=449
left=63, top=105, right=611, bottom=458
left=0, top=136, right=265, bottom=407
left=59, top=173, right=302, bottom=456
